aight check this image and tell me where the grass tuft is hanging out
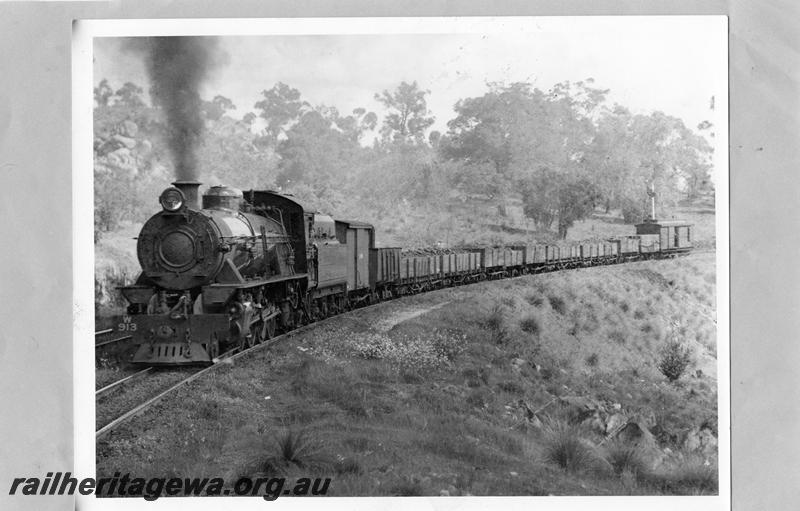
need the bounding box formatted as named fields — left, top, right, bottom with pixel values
left=541, top=419, right=596, bottom=472
left=646, top=456, right=718, bottom=495
left=519, top=314, right=541, bottom=335
left=603, top=440, right=650, bottom=478
left=252, top=428, right=332, bottom=476
left=547, top=294, right=567, bottom=315
left=485, top=305, right=508, bottom=344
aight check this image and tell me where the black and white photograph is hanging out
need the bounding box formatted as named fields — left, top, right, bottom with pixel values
left=75, top=16, right=728, bottom=507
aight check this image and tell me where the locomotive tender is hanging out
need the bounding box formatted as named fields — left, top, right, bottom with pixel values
left=120, top=181, right=692, bottom=365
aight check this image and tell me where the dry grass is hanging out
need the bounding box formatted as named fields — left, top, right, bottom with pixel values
left=603, top=440, right=650, bottom=478
left=97, top=251, right=717, bottom=496
left=519, top=314, right=542, bottom=336
left=541, top=419, right=598, bottom=472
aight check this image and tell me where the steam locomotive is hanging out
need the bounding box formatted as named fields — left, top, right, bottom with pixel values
left=120, top=181, right=693, bottom=365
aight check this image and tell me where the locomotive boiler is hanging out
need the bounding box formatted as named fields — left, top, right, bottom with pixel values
left=120, top=181, right=309, bottom=364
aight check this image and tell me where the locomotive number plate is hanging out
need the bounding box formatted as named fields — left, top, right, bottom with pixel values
left=118, top=315, right=138, bottom=332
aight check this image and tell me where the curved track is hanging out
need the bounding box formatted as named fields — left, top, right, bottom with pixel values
left=95, top=299, right=393, bottom=439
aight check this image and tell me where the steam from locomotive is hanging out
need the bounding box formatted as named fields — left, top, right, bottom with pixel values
left=125, top=36, right=225, bottom=180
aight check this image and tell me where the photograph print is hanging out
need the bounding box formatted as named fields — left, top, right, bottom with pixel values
left=86, top=16, right=727, bottom=502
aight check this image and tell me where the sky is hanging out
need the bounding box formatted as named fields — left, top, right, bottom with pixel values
left=93, top=17, right=727, bottom=148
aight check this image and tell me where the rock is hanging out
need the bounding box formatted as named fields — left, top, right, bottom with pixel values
left=683, top=426, right=718, bottom=456
left=112, top=134, right=137, bottom=149
left=588, top=416, right=606, bottom=435
left=616, top=421, right=656, bottom=450
left=605, top=413, right=626, bottom=435
left=614, top=420, right=664, bottom=469
left=559, top=395, right=599, bottom=424
left=120, top=119, right=138, bottom=137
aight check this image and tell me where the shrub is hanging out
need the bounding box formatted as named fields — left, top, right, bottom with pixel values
left=526, top=293, right=544, bottom=307
left=547, top=294, right=567, bottom=315
left=519, top=314, right=541, bottom=335
left=485, top=305, right=508, bottom=344
left=541, top=419, right=595, bottom=472
left=658, top=339, right=692, bottom=381
left=255, top=429, right=331, bottom=476
left=647, top=456, right=718, bottom=495
left=603, top=440, right=649, bottom=478
left=668, top=457, right=718, bottom=494
left=608, top=330, right=626, bottom=345
left=585, top=352, right=599, bottom=367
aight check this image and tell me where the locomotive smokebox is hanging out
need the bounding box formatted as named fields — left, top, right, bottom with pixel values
left=172, top=180, right=202, bottom=210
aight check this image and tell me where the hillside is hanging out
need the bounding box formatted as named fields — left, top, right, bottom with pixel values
left=97, top=252, right=718, bottom=496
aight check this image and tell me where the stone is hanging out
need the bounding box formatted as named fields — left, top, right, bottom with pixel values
left=605, top=413, right=626, bottom=435
left=683, top=426, right=718, bottom=456
left=616, top=421, right=656, bottom=449
left=120, top=119, right=139, bottom=137
left=614, top=420, right=664, bottom=469
left=112, top=134, right=137, bottom=149
left=559, top=395, right=599, bottom=423
left=511, top=358, right=527, bottom=372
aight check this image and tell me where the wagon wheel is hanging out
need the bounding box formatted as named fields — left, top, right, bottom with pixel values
left=263, top=316, right=277, bottom=339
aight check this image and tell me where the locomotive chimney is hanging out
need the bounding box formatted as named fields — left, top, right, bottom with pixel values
left=172, top=180, right=202, bottom=210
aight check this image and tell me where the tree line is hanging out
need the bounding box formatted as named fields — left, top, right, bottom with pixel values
left=93, top=77, right=714, bottom=244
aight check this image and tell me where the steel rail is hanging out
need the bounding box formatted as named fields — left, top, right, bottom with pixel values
left=95, top=368, right=153, bottom=398
left=95, top=335, right=133, bottom=348
left=94, top=300, right=391, bottom=440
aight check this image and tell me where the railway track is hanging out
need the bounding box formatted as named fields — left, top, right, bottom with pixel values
left=95, top=326, right=134, bottom=348
left=95, top=367, right=152, bottom=398
left=95, top=334, right=133, bottom=348
left=95, top=249, right=714, bottom=440
left=95, top=300, right=389, bottom=439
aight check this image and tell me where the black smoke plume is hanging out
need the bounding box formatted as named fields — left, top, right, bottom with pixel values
left=125, top=37, right=225, bottom=181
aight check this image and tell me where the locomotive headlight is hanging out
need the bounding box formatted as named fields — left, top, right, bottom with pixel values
left=159, top=187, right=185, bottom=212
